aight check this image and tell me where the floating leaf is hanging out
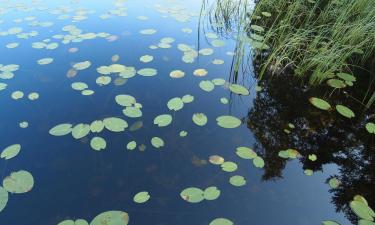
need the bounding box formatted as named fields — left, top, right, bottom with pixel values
left=137, top=68, right=157, bottom=76
left=82, top=90, right=94, bottom=96
left=304, top=169, right=313, bottom=176
left=203, top=186, right=220, bottom=200
left=91, top=211, right=129, bottom=225
left=212, top=59, right=224, bottom=65
left=123, top=107, right=142, bottom=118
left=58, top=219, right=89, bottom=225
left=140, top=29, right=157, bottom=35
left=199, top=80, right=215, bottom=92
left=182, top=94, right=194, bottom=103
left=236, top=147, right=257, bottom=159
left=140, top=55, right=153, bottom=63
left=180, top=187, right=204, bottom=203
left=209, top=218, right=233, bottom=225
left=199, top=48, right=214, bottom=56
left=127, top=141, right=137, bottom=150
left=103, top=117, right=128, bottom=132
left=337, top=72, right=356, bottom=82
left=194, top=69, right=208, bottom=77
left=327, top=79, right=346, bottom=88
left=253, top=156, right=265, bottom=168
left=278, top=149, right=300, bottom=159
left=179, top=131, right=188, bottom=137
left=229, top=175, right=246, bottom=187
left=73, top=61, right=91, bottom=70
left=71, top=82, right=88, bottom=91
left=167, top=97, right=184, bottom=111
left=308, top=154, right=317, bottom=161
left=220, top=97, right=229, bottom=104
left=221, top=161, right=238, bottom=172
left=11, top=91, right=24, bottom=100
left=90, top=120, right=104, bottom=133
left=170, top=70, right=185, bottom=78
left=1, top=144, right=21, bottom=160
left=133, top=191, right=150, bottom=203
left=3, top=170, right=34, bottom=194
left=350, top=200, right=375, bottom=221
left=216, top=116, right=241, bottom=128
left=19, top=121, right=28, bottom=128
left=309, top=97, right=331, bottom=110
left=209, top=155, right=224, bottom=165
left=261, top=11, right=271, bottom=17
left=154, top=114, right=172, bottom=127
left=37, top=58, right=53, bottom=65
left=336, top=105, right=355, bottom=118
left=151, top=137, right=164, bottom=148
left=322, top=221, right=340, bottom=225
left=90, top=137, right=106, bottom=151
left=211, top=40, right=225, bottom=47
left=115, top=95, right=136, bottom=107
left=329, top=178, right=340, bottom=189
left=96, top=76, right=111, bottom=86
left=49, top=123, right=73, bottom=136
left=72, top=124, right=90, bottom=139
left=28, top=92, right=39, bottom=100
left=366, top=122, right=375, bottom=134
left=229, top=84, right=249, bottom=95
left=212, top=78, right=226, bottom=86
left=0, top=186, right=8, bottom=212
left=192, top=113, right=208, bottom=126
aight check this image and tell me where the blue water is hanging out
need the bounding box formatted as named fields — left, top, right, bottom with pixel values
left=0, top=0, right=352, bottom=224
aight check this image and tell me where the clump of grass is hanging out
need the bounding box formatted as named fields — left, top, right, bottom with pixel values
left=251, top=0, right=375, bottom=84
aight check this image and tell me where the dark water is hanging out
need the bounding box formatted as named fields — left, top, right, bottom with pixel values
left=0, top=0, right=373, bottom=225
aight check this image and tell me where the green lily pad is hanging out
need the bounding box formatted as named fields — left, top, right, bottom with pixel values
left=203, top=186, right=220, bottom=200
left=199, top=80, right=215, bottom=92
left=236, top=146, right=257, bottom=159
left=72, top=123, right=90, bottom=139
left=308, top=154, right=317, bottom=161
left=49, top=123, right=73, bottom=136
left=170, top=70, right=185, bottom=78
left=96, top=76, right=111, bottom=86
left=229, top=84, right=249, bottom=95
left=154, top=114, right=172, bottom=127
left=19, top=121, right=28, bottom=128
left=327, top=79, right=346, bottom=88
left=73, top=61, right=91, bottom=70
left=221, top=161, right=238, bottom=172
left=209, top=218, right=233, bottom=225
left=366, top=122, right=375, bottom=134
left=350, top=200, right=375, bottom=221
left=304, top=169, right=313, bottom=176
left=337, top=72, right=356, bottom=82
left=181, top=94, right=194, bottom=103
left=137, top=68, right=157, bottom=76
left=90, top=120, right=104, bottom=133
left=123, top=107, right=142, bottom=118
left=278, top=149, right=300, bottom=159
left=140, top=29, right=157, bottom=35
left=216, top=116, right=241, bottom=128
left=151, top=137, right=164, bottom=148
left=199, top=48, right=214, bottom=56
left=133, top=191, right=150, bottom=203
left=329, top=178, right=340, bottom=189
left=58, top=219, right=89, bottom=225
left=229, top=175, right=246, bottom=187
left=140, top=55, right=153, bottom=63
left=11, top=91, right=24, bottom=100
left=192, top=113, right=208, bottom=126
left=71, top=82, right=88, bottom=91
left=336, top=105, right=355, bottom=118
left=167, top=97, right=184, bottom=111
left=212, top=59, right=224, bottom=65
left=0, top=186, right=8, bottom=212
left=37, top=58, right=53, bottom=65
left=193, top=69, right=208, bottom=77
left=212, top=78, right=226, bottom=85
left=103, top=117, right=128, bottom=132
left=179, top=131, right=188, bottom=137
left=211, top=40, right=225, bottom=47
left=309, top=97, right=331, bottom=110
left=127, top=141, right=137, bottom=150
left=115, top=95, right=136, bottom=107
left=91, top=211, right=129, bottom=225
left=81, top=90, right=94, bottom=96
left=322, top=221, right=340, bottom=225
left=90, top=137, right=106, bottom=151
left=180, top=187, right=204, bottom=203
left=3, top=170, right=34, bottom=194
left=253, top=156, right=265, bottom=168
left=1, top=144, right=21, bottom=160
left=28, top=92, right=39, bottom=100
left=209, top=155, right=225, bottom=165
left=358, top=220, right=375, bottom=225
left=220, top=97, right=229, bottom=104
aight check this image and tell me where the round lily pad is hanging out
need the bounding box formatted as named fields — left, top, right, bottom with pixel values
left=327, top=79, right=346, bottom=88
left=179, top=131, right=188, bottom=137
left=123, top=107, right=142, bottom=118
left=90, top=211, right=129, bottom=225
left=3, top=170, right=34, bottom=194
left=180, top=187, right=204, bottom=203
left=28, top=92, right=39, bottom=100
left=216, top=116, right=241, bottom=128
left=209, top=218, right=233, bottom=225
left=181, top=94, right=194, bottom=103
left=133, top=191, right=150, bottom=203
left=90, top=120, right=104, bottom=133
left=199, top=80, right=215, bottom=92
left=366, top=122, right=375, bottom=134
left=103, top=117, right=128, bottom=132
left=329, top=177, right=340, bottom=189
left=115, top=95, right=136, bottom=107
left=212, top=78, right=226, bottom=85
left=236, top=146, right=257, bottom=159
left=19, top=121, right=28, bottom=128
left=229, top=84, right=249, bottom=95
left=309, top=97, right=331, bottom=110
left=1, top=144, right=21, bottom=160
left=90, top=137, right=106, bottom=151
left=203, top=186, right=220, bottom=200
left=221, top=161, right=237, bottom=172
left=0, top=186, right=8, bottom=212
left=71, top=82, right=88, bottom=91
left=140, top=55, right=153, bottom=63
left=253, top=156, right=265, bottom=168
left=137, top=68, right=157, bottom=76
left=192, top=113, right=208, bottom=126
left=73, top=61, right=91, bottom=70
left=304, top=169, right=313, bottom=176
left=229, top=175, right=246, bottom=187
left=154, top=114, right=172, bottom=127
left=11, top=91, right=24, bottom=100
left=193, top=69, right=208, bottom=76
left=96, top=76, right=111, bottom=86
left=336, top=105, right=355, bottom=118
left=170, top=70, right=185, bottom=78
left=209, top=155, right=224, bottom=165
left=127, top=141, right=137, bottom=150
left=167, top=97, right=184, bottom=111
left=37, top=58, right=53, bottom=65
left=72, top=123, right=90, bottom=139
left=151, top=137, right=164, bottom=148
left=350, top=200, right=375, bottom=221
left=49, top=123, right=73, bottom=136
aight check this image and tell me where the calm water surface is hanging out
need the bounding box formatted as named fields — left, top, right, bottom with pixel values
left=0, top=0, right=364, bottom=224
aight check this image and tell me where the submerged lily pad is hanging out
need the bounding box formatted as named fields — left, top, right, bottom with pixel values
left=209, top=218, right=233, bottom=225
left=103, top=117, right=128, bottom=132
left=151, top=137, right=164, bottom=148
left=199, top=80, right=215, bottom=92
left=309, top=97, right=331, bottom=110
left=192, top=113, right=208, bottom=126
left=90, top=137, right=106, bottom=151
left=154, top=114, right=172, bottom=127
left=203, top=186, right=220, bottom=200
left=336, top=105, right=355, bottom=118
left=229, top=175, right=246, bottom=187
left=3, top=170, right=34, bottom=194
left=0, top=186, right=8, bottom=212
left=133, top=191, right=150, bottom=203
left=216, top=116, right=241, bottom=128
left=91, top=211, right=129, bottom=225
left=180, top=187, right=204, bottom=203
left=1, top=144, right=21, bottom=160
left=49, top=123, right=73, bottom=136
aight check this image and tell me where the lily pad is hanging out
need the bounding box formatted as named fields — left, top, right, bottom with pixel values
left=90, top=137, right=106, bottom=151
left=96, top=76, right=111, bottom=86
left=199, top=80, right=215, bottom=92
left=73, top=61, right=91, bottom=70
left=123, top=107, right=142, bottom=118
left=115, top=95, right=136, bottom=107
left=322, top=221, right=340, bottom=225
left=327, top=79, right=346, bottom=88
left=103, top=117, right=128, bottom=132
left=350, top=200, right=375, bottom=221
left=366, top=122, right=375, bottom=134
left=90, top=120, right=104, bottom=133
left=180, top=187, right=204, bottom=203
left=170, top=70, right=185, bottom=78
left=167, top=97, right=184, bottom=111
left=216, top=116, right=241, bottom=128
left=154, top=114, right=173, bottom=127
left=253, top=156, right=265, bottom=168
left=329, top=178, right=340, bottom=189
left=182, top=94, right=194, bottom=103
left=0, top=186, right=8, bottom=212
left=37, top=58, right=53, bottom=65
left=137, top=68, right=157, bottom=76
left=309, top=97, right=331, bottom=110
left=337, top=72, right=356, bottom=82
left=236, top=146, right=257, bottom=159
left=127, top=141, right=137, bottom=150
left=140, top=55, right=153, bottom=63
left=229, top=175, right=246, bottom=187
left=220, top=97, right=229, bottom=104
left=179, top=131, right=188, bottom=137
left=192, top=113, right=208, bottom=126
left=1, top=144, right=21, bottom=160
left=221, top=161, right=238, bottom=172
left=71, top=82, right=88, bottom=91
left=336, top=105, right=355, bottom=118
left=194, top=69, right=208, bottom=77
left=3, top=170, right=34, bottom=194
left=304, top=169, right=313, bottom=176
left=91, top=211, right=129, bottom=225
left=72, top=123, right=90, bottom=139
left=11, top=91, right=24, bottom=100
left=229, top=84, right=249, bottom=95
left=209, top=218, right=233, bottom=225
left=28, top=92, right=39, bottom=100
left=203, top=186, right=220, bottom=200
left=49, top=123, right=73, bottom=136
left=151, top=137, right=164, bottom=148
left=209, top=155, right=225, bottom=165
left=133, top=191, right=150, bottom=203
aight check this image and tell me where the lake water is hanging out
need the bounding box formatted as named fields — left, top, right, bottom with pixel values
left=0, top=0, right=372, bottom=225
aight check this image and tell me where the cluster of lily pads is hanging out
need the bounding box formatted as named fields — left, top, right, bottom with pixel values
left=0, top=144, right=34, bottom=213
left=180, top=186, right=221, bottom=203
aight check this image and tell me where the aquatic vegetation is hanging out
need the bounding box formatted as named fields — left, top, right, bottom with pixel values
left=229, top=175, right=246, bottom=187
left=180, top=186, right=221, bottom=203
left=3, top=170, right=34, bottom=194
left=209, top=218, right=233, bottom=225
left=192, top=113, right=208, bottom=126
left=90, top=137, right=107, bottom=151
left=91, top=211, right=129, bottom=225
left=216, top=116, right=241, bottom=128
left=133, top=191, right=150, bottom=203
left=1, top=144, right=21, bottom=160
